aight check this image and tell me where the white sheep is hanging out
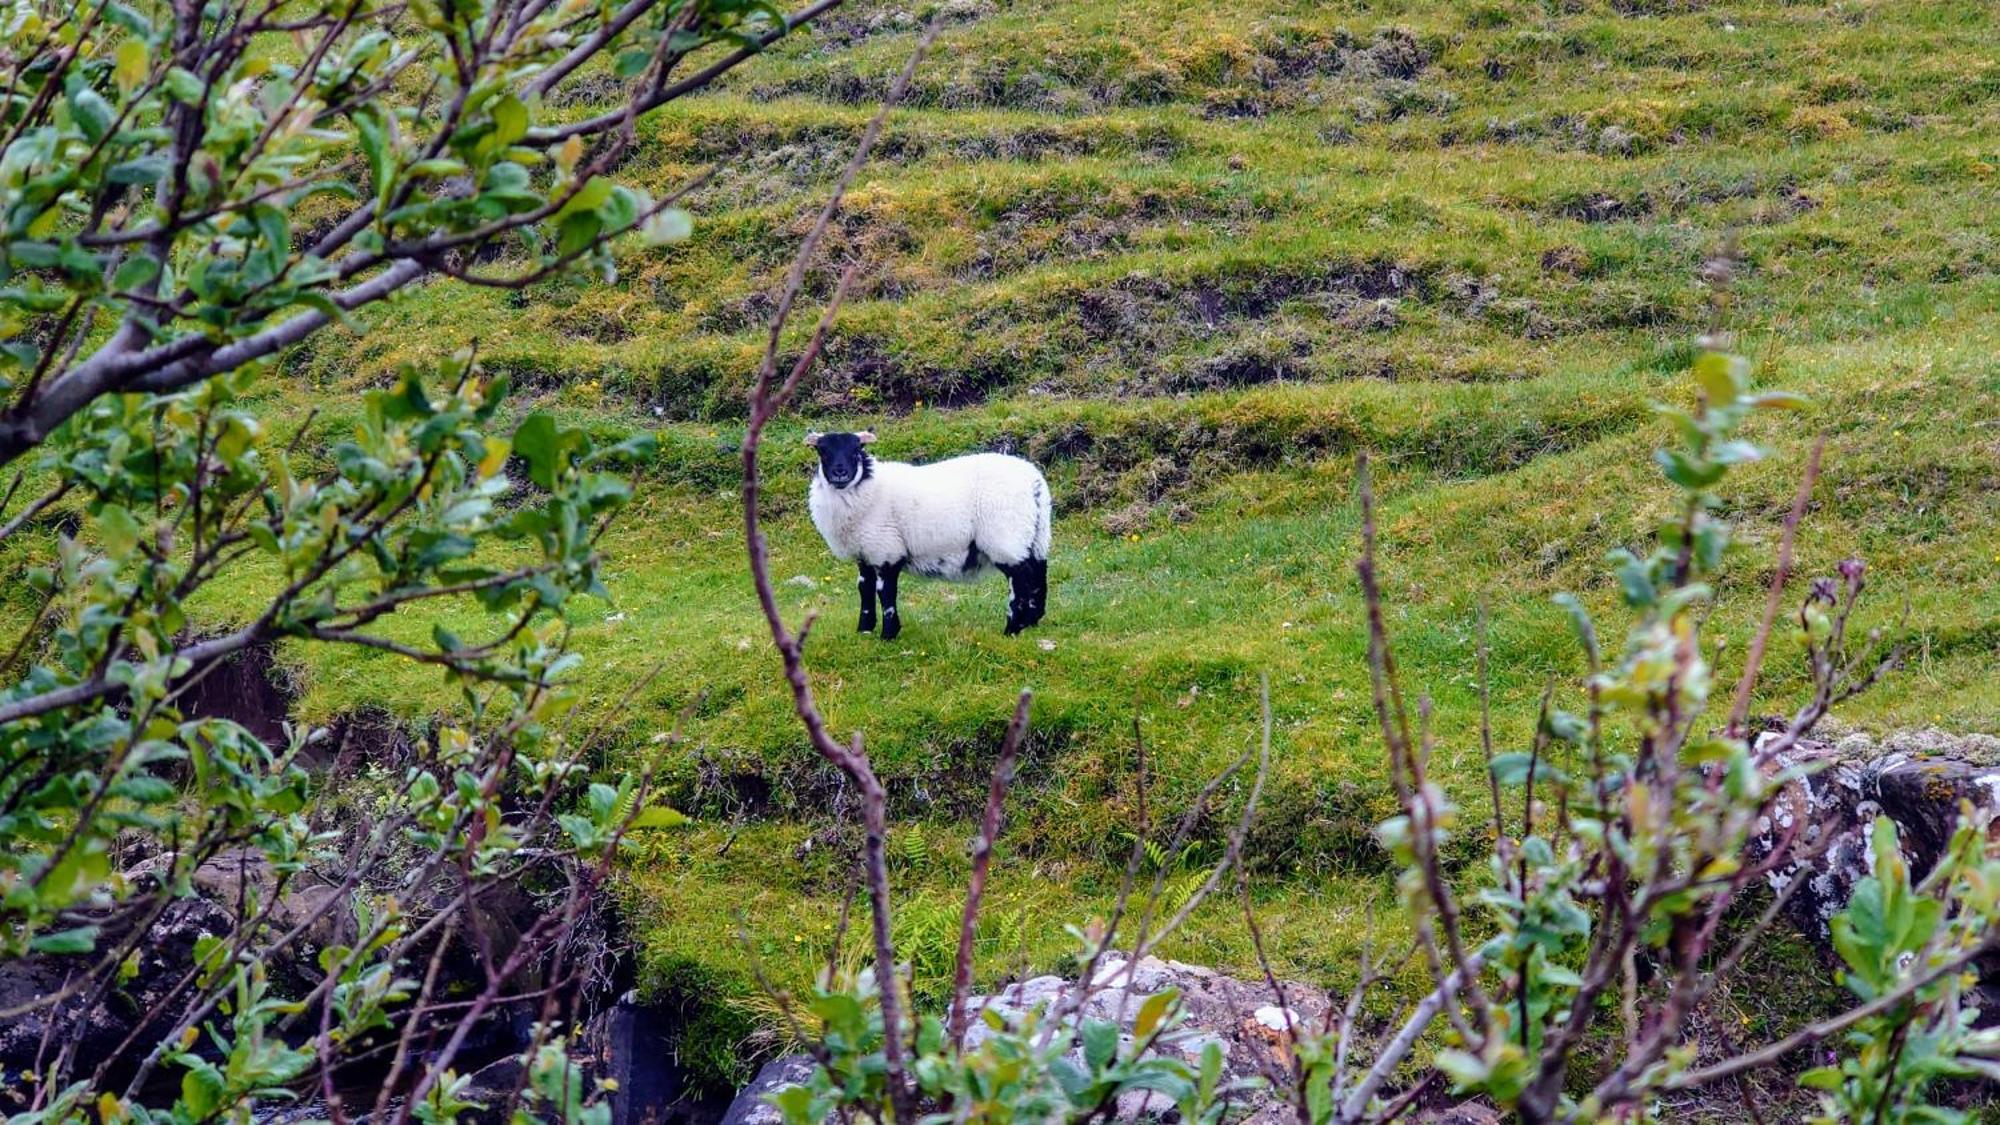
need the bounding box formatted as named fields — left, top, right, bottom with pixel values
left=804, top=430, right=1051, bottom=640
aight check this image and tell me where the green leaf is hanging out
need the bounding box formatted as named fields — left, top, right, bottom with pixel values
left=1490, top=752, right=1558, bottom=787
left=179, top=1064, right=224, bottom=1119
left=1608, top=548, right=1656, bottom=608
left=65, top=76, right=114, bottom=144
left=554, top=177, right=613, bottom=221
left=491, top=95, right=529, bottom=147
left=1710, top=440, right=1762, bottom=466
left=1434, top=1048, right=1489, bottom=1090
left=1081, top=1018, right=1118, bottom=1072
left=556, top=211, right=601, bottom=258
left=1798, top=1066, right=1846, bottom=1091
left=1656, top=448, right=1725, bottom=491
left=613, top=49, right=653, bottom=78
left=767, top=1084, right=816, bottom=1125
left=1746, top=390, right=1811, bottom=410
left=1693, top=351, right=1748, bottom=408
left=406, top=158, right=468, bottom=179
left=114, top=39, right=149, bottom=92
left=97, top=504, right=141, bottom=558
left=112, top=254, right=160, bottom=292
left=513, top=413, right=560, bottom=488
left=630, top=806, right=689, bottom=830
left=355, top=107, right=392, bottom=204
left=30, top=925, right=101, bottom=954
left=162, top=67, right=203, bottom=103
left=1134, top=988, right=1176, bottom=1041
left=108, top=154, right=170, bottom=185
left=641, top=207, right=694, bottom=246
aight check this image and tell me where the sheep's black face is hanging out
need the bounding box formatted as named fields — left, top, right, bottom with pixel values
left=810, top=431, right=873, bottom=490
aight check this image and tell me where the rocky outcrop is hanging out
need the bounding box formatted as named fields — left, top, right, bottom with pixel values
left=720, top=954, right=1331, bottom=1124
left=969, top=954, right=1330, bottom=1121
left=719, top=1054, right=820, bottom=1125
left=0, top=893, right=236, bottom=1083
left=578, top=993, right=734, bottom=1125
left=1760, top=728, right=2000, bottom=940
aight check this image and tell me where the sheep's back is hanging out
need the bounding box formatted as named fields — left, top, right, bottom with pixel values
left=879, top=454, right=1048, bottom=568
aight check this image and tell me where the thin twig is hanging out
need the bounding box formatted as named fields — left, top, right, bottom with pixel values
left=949, top=689, right=1031, bottom=1048
left=1727, top=435, right=1825, bottom=735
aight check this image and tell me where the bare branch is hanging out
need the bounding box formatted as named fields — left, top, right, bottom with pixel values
left=949, top=689, right=1032, bottom=1049
left=1727, top=435, right=1825, bottom=736
left=1338, top=953, right=1488, bottom=1123
left=736, top=19, right=939, bottom=1119
left=528, top=0, right=851, bottom=144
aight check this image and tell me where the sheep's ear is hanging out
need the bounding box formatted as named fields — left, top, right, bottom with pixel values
left=803, top=431, right=823, bottom=447
left=855, top=430, right=877, bottom=444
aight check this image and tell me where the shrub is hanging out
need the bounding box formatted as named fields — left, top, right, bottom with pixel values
left=0, top=0, right=862, bottom=1118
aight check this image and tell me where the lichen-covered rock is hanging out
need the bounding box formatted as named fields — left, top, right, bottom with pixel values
left=719, top=1054, right=820, bottom=1125
left=964, top=954, right=1328, bottom=1121
left=1759, top=730, right=2000, bottom=941
left=0, top=894, right=236, bottom=1081
left=724, top=955, right=1328, bottom=1123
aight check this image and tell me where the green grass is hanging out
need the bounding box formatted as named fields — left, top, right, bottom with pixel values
left=191, top=0, right=2000, bottom=1091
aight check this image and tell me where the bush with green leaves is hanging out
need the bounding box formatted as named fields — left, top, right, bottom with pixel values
left=0, top=348, right=674, bottom=1121
left=1277, top=310, right=2000, bottom=1121
left=765, top=963, right=1242, bottom=1125
left=0, top=0, right=858, bottom=1116
left=0, top=0, right=845, bottom=466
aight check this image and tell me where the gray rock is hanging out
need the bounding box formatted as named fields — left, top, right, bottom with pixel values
left=727, top=957, right=1328, bottom=1122
left=1757, top=731, right=2000, bottom=1023
left=965, top=954, right=1328, bottom=1122
left=720, top=1054, right=820, bottom=1125
left=0, top=893, right=237, bottom=1077
left=1759, top=732, right=2000, bottom=937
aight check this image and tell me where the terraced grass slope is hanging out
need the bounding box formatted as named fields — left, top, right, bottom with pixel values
left=258, top=0, right=1995, bottom=1088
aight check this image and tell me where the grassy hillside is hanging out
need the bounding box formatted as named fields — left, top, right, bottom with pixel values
left=227, top=0, right=1995, bottom=1088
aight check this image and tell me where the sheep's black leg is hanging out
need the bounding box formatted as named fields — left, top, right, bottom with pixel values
left=878, top=560, right=904, bottom=641
left=999, top=561, right=1035, bottom=635
left=856, top=562, right=878, bottom=633
left=1027, top=556, right=1048, bottom=625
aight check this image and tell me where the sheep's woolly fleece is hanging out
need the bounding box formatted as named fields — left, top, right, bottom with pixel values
left=808, top=451, right=1051, bottom=579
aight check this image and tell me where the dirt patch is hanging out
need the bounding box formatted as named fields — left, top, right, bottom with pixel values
left=668, top=720, right=1076, bottom=828
left=691, top=207, right=922, bottom=335
left=1540, top=244, right=1592, bottom=276
left=178, top=641, right=296, bottom=751
left=1524, top=172, right=1810, bottom=225
left=1159, top=329, right=1315, bottom=394
left=794, top=328, right=1016, bottom=414
left=1075, top=258, right=1428, bottom=341
left=681, top=118, right=1189, bottom=213
left=791, top=0, right=993, bottom=54
left=744, top=25, right=1438, bottom=115
left=551, top=302, right=639, bottom=345
left=959, top=188, right=1264, bottom=281
left=1258, top=26, right=1433, bottom=82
